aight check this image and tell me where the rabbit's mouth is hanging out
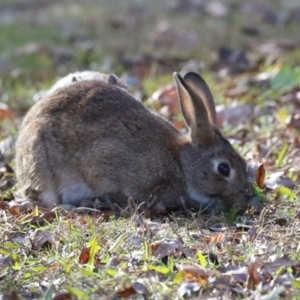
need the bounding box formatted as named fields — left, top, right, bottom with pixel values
left=187, top=186, right=249, bottom=214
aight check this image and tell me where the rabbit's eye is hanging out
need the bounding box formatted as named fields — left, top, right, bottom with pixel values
left=218, top=163, right=230, bottom=177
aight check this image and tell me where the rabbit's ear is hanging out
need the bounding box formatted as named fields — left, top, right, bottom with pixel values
left=183, top=72, right=217, bottom=125
left=108, top=74, right=118, bottom=85
left=173, top=72, right=215, bottom=144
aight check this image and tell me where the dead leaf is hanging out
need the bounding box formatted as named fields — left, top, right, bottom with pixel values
left=0, top=200, right=8, bottom=210
left=10, top=206, right=21, bottom=216
left=218, top=265, right=248, bottom=283
left=178, top=282, right=201, bottom=298
left=247, top=261, right=263, bottom=290
left=0, top=105, right=15, bottom=121
left=79, top=247, right=90, bottom=264
left=52, top=292, right=74, bottom=300
left=30, top=230, right=56, bottom=251
left=151, top=84, right=179, bottom=116
left=117, top=286, right=136, bottom=298
left=0, top=256, right=15, bottom=267
left=205, top=233, right=226, bottom=244
left=261, top=255, right=298, bottom=276
left=265, top=171, right=296, bottom=189
left=30, top=211, right=56, bottom=226
left=256, top=164, right=266, bottom=188
left=117, top=282, right=150, bottom=298
left=181, top=265, right=215, bottom=286
left=247, top=224, right=258, bottom=242
left=151, top=238, right=182, bottom=258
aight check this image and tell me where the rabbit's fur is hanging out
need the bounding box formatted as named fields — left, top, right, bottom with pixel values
left=16, top=72, right=252, bottom=213
left=47, top=71, right=127, bottom=96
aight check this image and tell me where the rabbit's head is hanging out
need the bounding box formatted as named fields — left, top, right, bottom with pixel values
left=174, top=72, right=252, bottom=213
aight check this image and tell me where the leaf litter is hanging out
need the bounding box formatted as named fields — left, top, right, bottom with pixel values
left=0, top=0, right=300, bottom=299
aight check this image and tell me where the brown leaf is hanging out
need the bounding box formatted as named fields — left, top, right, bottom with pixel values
left=247, top=261, right=263, bottom=290
left=181, top=265, right=214, bottom=286
left=256, top=164, right=266, bottom=188
left=247, top=162, right=264, bottom=184
left=52, top=292, right=74, bottom=300
left=205, top=233, right=226, bottom=244
left=30, top=211, right=56, bottom=226
left=152, top=85, right=179, bottom=114
left=261, top=255, right=297, bottom=276
left=79, top=247, right=90, bottom=264
left=10, top=205, right=21, bottom=216
left=117, top=286, right=136, bottom=298
left=0, top=107, right=15, bottom=121
left=30, top=230, right=56, bottom=251
left=217, top=265, right=248, bottom=283
left=151, top=238, right=182, bottom=258
left=117, top=282, right=150, bottom=298
left=0, top=200, right=8, bottom=210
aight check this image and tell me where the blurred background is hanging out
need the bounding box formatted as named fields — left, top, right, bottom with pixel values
left=0, top=0, right=299, bottom=181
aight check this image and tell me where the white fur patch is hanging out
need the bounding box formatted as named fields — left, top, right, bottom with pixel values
left=60, top=183, right=96, bottom=207
left=188, top=187, right=212, bottom=205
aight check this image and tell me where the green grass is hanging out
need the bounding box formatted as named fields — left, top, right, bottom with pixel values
left=0, top=0, right=300, bottom=298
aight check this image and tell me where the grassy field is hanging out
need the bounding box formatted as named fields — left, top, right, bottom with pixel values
left=0, top=0, right=300, bottom=299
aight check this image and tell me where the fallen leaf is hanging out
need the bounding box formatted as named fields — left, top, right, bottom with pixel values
left=178, top=282, right=201, bottom=298
left=10, top=206, right=21, bottom=216
left=205, top=233, right=226, bottom=244
left=181, top=265, right=215, bottom=286
left=151, top=238, right=182, bottom=258
left=30, top=211, right=56, bottom=226
left=0, top=256, right=15, bottom=267
left=30, top=230, right=56, bottom=251
left=117, top=286, right=136, bottom=298
left=117, top=282, right=150, bottom=298
left=151, top=84, right=179, bottom=116
left=0, top=200, right=8, bottom=210
left=52, top=292, right=74, bottom=300
left=265, top=171, right=296, bottom=189
left=0, top=106, right=15, bottom=121
left=78, top=247, right=90, bottom=264
left=247, top=224, right=258, bottom=242
left=247, top=261, right=263, bottom=290
left=256, top=164, right=266, bottom=188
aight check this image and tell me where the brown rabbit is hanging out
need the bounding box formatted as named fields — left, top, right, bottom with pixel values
left=15, top=72, right=252, bottom=213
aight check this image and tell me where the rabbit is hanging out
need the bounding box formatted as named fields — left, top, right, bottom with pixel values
left=15, top=71, right=252, bottom=214
left=47, top=71, right=127, bottom=96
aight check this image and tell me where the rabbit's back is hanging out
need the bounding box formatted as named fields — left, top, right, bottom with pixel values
left=16, top=80, right=187, bottom=208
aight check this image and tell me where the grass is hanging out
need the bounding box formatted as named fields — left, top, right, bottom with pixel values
left=0, top=0, right=300, bottom=299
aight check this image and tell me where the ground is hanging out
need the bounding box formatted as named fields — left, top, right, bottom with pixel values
left=0, top=0, right=300, bottom=299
